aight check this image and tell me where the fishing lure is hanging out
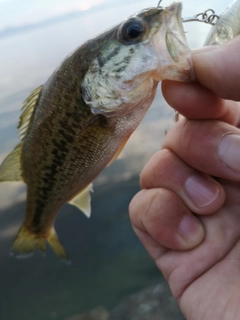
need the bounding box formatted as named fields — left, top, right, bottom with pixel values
left=182, top=0, right=240, bottom=45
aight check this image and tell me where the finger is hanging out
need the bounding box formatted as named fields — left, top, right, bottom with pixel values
left=157, top=204, right=240, bottom=302
left=192, top=35, right=240, bottom=101
left=131, top=227, right=167, bottom=262
left=140, top=149, right=225, bottom=215
left=163, top=118, right=240, bottom=181
left=129, top=188, right=204, bottom=254
left=162, top=80, right=240, bottom=125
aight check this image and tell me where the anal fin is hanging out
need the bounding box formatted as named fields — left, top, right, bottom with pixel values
left=69, top=184, right=93, bottom=218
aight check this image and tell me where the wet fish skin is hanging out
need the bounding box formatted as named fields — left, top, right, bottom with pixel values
left=0, top=2, right=192, bottom=259
left=21, top=48, right=158, bottom=233
left=204, top=0, right=240, bottom=45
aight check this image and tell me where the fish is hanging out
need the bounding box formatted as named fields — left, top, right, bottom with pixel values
left=0, top=1, right=193, bottom=259
left=204, top=0, right=240, bottom=45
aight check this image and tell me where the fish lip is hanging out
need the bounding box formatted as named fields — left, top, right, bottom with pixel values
left=175, top=1, right=186, bottom=42
left=164, top=1, right=188, bottom=47
left=156, top=0, right=194, bottom=82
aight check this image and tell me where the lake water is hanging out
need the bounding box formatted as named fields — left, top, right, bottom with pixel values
left=0, top=0, right=232, bottom=319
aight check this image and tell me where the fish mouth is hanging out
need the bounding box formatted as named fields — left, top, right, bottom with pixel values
left=151, top=1, right=194, bottom=82
left=164, top=1, right=187, bottom=46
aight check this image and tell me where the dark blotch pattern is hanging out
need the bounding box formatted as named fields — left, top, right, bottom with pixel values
left=22, top=22, right=132, bottom=236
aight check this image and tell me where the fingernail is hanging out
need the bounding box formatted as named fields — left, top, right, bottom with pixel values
left=218, top=134, right=240, bottom=172
left=185, top=175, right=219, bottom=207
left=179, top=215, right=203, bottom=241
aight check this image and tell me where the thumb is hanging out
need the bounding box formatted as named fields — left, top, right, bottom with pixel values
left=192, top=35, right=240, bottom=101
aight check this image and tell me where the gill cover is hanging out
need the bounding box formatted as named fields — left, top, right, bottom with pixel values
left=81, top=9, right=162, bottom=116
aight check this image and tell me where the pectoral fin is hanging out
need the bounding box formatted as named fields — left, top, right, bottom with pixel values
left=69, top=184, right=93, bottom=218
left=0, top=143, right=23, bottom=181
left=107, top=134, right=131, bottom=167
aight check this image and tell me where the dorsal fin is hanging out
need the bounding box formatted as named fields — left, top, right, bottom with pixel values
left=0, top=143, right=23, bottom=181
left=18, top=85, right=43, bottom=140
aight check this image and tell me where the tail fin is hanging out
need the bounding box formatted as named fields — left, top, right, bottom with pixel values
left=11, top=225, right=68, bottom=260
left=47, top=228, right=68, bottom=260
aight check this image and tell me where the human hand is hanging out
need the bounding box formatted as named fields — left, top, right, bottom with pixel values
left=129, top=36, right=240, bottom=319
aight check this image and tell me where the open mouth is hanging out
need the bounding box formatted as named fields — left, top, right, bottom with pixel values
left=151, top=1, right=193, bottom=82
left=175, top=2, right=187, bottom=41
left=163, top=2, right=191, bottom=71
left=164, top=1, right=188, bottom=48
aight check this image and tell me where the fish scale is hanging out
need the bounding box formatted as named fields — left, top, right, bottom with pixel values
left=24, top=107, right=117, bottom=231
left=0, top=2, right=193, bottom=259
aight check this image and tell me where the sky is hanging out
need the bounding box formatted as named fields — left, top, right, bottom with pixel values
left=0, top=0, right=232, bottom=32
left=0, top=0, right=107, bottom=31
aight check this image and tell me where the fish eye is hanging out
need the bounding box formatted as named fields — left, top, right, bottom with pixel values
left=118, top=18, right=147, bottom=45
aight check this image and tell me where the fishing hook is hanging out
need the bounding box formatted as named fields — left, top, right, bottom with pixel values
left=157, top=0, right=163, bottom=7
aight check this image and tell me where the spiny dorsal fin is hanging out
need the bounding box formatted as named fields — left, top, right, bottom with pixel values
left=0, top=143, right=23, bottom=181
left=18, top=85, right=43, bottom=140
left=0, top=86, right=42, bottom=182
left=69, top=184, right=93, bottom=218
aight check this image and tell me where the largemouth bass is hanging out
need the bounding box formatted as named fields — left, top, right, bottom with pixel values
left=0, top=2, right=193, bottom=259
left=204, top=0, right=240, bottom=45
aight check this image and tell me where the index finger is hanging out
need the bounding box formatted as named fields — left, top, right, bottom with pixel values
left=162, top=80, right=240, bottom=125
left=162, top=36, right=240, bottom=125
left=192, top=36, right=240, bottom=101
